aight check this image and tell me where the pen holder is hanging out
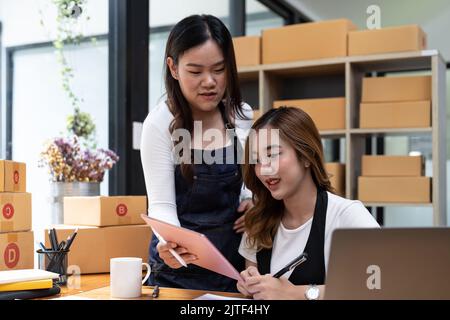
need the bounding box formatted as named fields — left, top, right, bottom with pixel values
left=37, top=249, right=70, bottom=285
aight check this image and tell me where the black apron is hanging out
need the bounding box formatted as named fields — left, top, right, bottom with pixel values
left=257, top=188, right=327, bottom=285
left=148, top=108, right=245, bottom=292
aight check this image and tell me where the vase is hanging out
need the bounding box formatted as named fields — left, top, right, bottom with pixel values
left=50, top=182, right=100, bottom=224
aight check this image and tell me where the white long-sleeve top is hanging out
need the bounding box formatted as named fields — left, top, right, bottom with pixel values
left=140, top=100, right=254, bottom=226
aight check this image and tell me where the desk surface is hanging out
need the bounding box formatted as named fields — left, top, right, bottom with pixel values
left=49, top=274, right=244, bottom=300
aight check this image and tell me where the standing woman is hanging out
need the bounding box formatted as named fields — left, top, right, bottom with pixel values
left=140, top=15, right=253, bottom=292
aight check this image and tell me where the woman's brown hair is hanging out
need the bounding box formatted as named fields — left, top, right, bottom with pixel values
left=243, top=107, right=334, bottom=250
left=164, top=14, right=248, bottom=181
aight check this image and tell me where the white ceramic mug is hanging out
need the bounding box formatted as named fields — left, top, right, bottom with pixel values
left=110, top=257, right=151, bottom=299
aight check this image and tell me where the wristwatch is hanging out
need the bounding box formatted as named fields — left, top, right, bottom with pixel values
left=304, top=285, right=320, bottom=300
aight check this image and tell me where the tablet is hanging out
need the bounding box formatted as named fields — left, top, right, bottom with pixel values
left=141, top=214, right=243, bottom=281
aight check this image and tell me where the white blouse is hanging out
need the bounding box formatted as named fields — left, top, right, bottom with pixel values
left=140, top=100, right=254, bottom=226
left=239, top=192, right=380, bottom=278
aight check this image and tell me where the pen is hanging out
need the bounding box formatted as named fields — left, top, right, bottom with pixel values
left=151, top=228, right=188, bottom=268
left=152, top=285, right=160, bottom=298
left=52, top=228, right=59, bottom=249
left=273, top=252, right=308, bottom=278
left=64, top=228, right=78, bottom=251
left=49, top=230, right=57, bottom=251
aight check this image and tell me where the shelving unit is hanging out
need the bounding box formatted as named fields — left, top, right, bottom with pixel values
left=238, top=50, right=447, bottom=226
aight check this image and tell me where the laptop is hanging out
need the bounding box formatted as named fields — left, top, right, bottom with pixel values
left=324, top=228, right=450, bottom=300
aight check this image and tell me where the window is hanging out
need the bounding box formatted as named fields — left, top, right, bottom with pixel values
left=9, top=39, right=109, bottom=233
left=246, top=0, right=284, bottom=35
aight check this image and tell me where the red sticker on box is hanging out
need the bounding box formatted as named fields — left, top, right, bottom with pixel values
left=13, top=170, right=20, bottom=184
left=2, top=204, right=14, bottom=220
left=4, top=243, right=20, bottom=269
left=116, top=204, right=128, bottom=217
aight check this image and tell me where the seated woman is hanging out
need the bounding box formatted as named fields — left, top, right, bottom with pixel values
left=237, top=106, right=379, bottom=300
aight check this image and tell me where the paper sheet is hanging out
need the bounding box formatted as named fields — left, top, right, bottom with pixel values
left=195, top=293, right=250, bottom=300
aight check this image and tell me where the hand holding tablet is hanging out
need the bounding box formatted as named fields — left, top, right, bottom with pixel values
left=152, top=228, right=188, bottom=268
left=141, top=214, right=243, bottom=281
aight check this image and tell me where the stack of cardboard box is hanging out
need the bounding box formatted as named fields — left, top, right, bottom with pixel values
left=0, top=160, right=34, bottom=271
left=358, top=155, right=430, bottom=203
left=44, top=196, right=150, bottom=274
left=233, top=23, right=426, bottom=67
left=360, top=75, right=432, bottom=129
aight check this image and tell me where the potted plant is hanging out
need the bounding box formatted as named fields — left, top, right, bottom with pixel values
left=39, top=112, right=119, bottom=223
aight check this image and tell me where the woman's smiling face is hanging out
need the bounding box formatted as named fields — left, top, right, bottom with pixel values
left=253, top=126, right=310, bottom=201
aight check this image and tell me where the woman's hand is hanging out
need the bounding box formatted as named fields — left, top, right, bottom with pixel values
left=244, top=274, right=298, bottom=300
left=156, top=241, right=197, bottom=269
left=236, top=266, right=260, bottom=297
left=234, top=199, right=254, bottom=233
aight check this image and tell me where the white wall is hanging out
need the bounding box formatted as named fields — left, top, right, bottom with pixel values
left=0, top=0, right=108, bottom=46
left=149, top=0, right=268, bottom=27
left=287, top=0, right=450, bottom=61
left=0, top=1, right=109, bottom=268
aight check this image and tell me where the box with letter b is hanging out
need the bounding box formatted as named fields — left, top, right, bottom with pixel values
left=64, top=196, right=147, bottom=227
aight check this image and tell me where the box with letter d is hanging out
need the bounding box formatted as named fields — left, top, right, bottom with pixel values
left=0, top=231, right=34, bottom=270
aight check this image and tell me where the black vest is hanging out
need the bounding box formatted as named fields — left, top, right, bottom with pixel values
left=256, top=188, right=327, bottom=285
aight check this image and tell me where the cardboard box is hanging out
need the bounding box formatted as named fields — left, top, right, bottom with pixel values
left=362, top=156, right=424, bottom=177
left=325, top=163, right=345, bottom=197
left=262, top=19, right=357, bottom=64
left=274, top=97, right=346, bottom=130
left=348, top=25, right=426, bottom=56
left=360, top=100, right=431, bottom=128
left=233, top=36, right=261, bottom=67
left=358, top=176, right=431, bottom=203
left=45, top=225, right=152, bottom=274
left=0, top=160, right=26, bottom=193
left=0, top=231, right=34, bottom=270
left=64, top=196, right=147, bottom=227
left=362, top=76, right=431, bottom=103
left=0, top=193, right=32, bottom=233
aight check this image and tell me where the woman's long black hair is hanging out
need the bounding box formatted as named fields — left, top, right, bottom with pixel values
left=165, top=14, right=247, bottom=180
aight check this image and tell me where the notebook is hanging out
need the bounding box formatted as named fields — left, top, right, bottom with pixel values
left=0, top=269, right=60, bottom=285
left=0, top=279, right=54, bottom=292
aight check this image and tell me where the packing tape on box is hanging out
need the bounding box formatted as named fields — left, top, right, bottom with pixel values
left=118, top=216, right=132, bottom=224
left=0, top=194, right=16, bottom=232
left=0, top=221, right=14, bottom=232
left=12, top=163, right=21, bottom=191
left=7, top=233, right=19, bottom=243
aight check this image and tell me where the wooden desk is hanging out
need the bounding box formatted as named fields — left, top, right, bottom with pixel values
left=49, top=274, right=244, bottom=300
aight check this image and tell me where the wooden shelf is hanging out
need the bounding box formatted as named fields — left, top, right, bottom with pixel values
left=262, top=60, right=345, bottom=77
left=350, top=128, right=433, bottom=136
left=320, top=130, right=346, bottom=138
left=238, top=50, right=447, bottom=226
left=237, top=65, right=260, bottom=81
left=363, top=202, right=433, bottom=208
